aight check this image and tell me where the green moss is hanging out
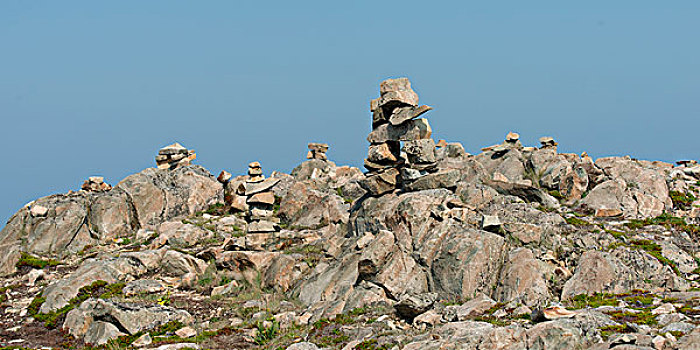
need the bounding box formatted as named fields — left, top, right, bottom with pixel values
left=548, top=190, right=564, bottom=199
left=599, top=324, right=634, bottom=339
left=151, top=320, right=186, bottom=336
left=15, top=252, right=62, bottom=269
left=606, top=229, right=628, bottom=239
left=355, top=339, right=397, bottom=350
left=569, top=293, right=619, bottom=309
left=625, top=213, right=700, bottom=236
left=472, top=316, right=509, bottom=326
left=565, top=217, right=589, bottom=226
left=254, top=319, right=280, bottom=345
left=0, top=285, right=18, bottom=304
left=536, top=205, right=557, bottom=213
left=669, top=191, right=696, bottom=210
left=606, top=309, right=657, bottom=326
left=29, top=280, right=125, bottom=329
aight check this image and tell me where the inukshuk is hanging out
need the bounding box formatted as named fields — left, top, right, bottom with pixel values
left=307, top=143, right=329, bottom=161
left=360, top=78, right=439, bottom=195
left=240, top=162, right=280, bottom=233
left=155, top=142, right=196, bottom=170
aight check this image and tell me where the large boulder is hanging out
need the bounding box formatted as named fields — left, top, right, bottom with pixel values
left=278, top=182, right=350, bottom=229
left=578, top=157, right=671, bottom=218
left=64, top=298, right=192, bottom=343
left=115, top=165, right=221, bottom=228
left=495, top=248, right=551, bottom=308
left=40, top=255, right=151, bottom=313
left=0, top=165, right=221, bottom=276
left=561, top=248, right=688, bottom=300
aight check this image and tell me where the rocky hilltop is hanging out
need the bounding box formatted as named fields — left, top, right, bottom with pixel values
left=1, top=78, right=699, bottom=350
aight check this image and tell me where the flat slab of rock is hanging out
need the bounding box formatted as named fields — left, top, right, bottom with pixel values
left=394, top=293, right=438, bottom=319
left=389, top=105, right=432, bottom=126
left=359, top=168, right=400, bottom=196
left=247, top=220, right=278, bottom=233
left=367, top=118, right=432, bottom=144
left=123, top=279, right=166, bottom=296
left=444, top=293, right=497, bottom=321
left=247, top=191, right=275, bottom=205
left=242, top=178, right=280, bottom=196
left=368, top=142, right=400, bottom=163
left=403, top=169, right=459, bottom=192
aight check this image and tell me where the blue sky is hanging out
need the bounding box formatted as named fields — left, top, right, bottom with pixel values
left=1, top=1, right=699, bottom=223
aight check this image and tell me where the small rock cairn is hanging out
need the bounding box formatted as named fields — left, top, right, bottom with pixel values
left=155, top=143, right=196, bottom=170
left=539, top=137, right=558, bottom=149
left=241, top=162, right=280, bottom=233
left=81, top=176, right=112, bottom=192
left=307, top=143, right=329, bottom=161
left=360, top=77, right=437, bottom=195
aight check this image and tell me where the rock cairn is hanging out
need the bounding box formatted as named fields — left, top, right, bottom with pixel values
left=240, top=162, right=280, bottom=233
left=539, top=137, right=558, bottom=149
left=247, top=161, right=264, bottom=182
left=307, top=143, right=329, bottom=161
left=155, top=143, right=196, bottom=170
left=360, top=77, right=450, bottom=196
left=81, top=176, right=112, bottom=192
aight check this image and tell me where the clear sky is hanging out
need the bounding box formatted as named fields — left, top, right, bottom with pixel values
left=1, top=1, right=699, bottom=223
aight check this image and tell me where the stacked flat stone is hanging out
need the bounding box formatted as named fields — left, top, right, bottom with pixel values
left=539, top=137, right=558, bottom=149
left=81, top=176, right=112, bottom=192
left=156, top=143, right=196, bottom=170
left=241, top=162, right=280, bottom=233
left=360, top=78, right=437, bottom=196
left=307, top=143, right=329, bottom=161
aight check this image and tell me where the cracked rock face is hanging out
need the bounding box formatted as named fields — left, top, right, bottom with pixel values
left=0, top=165, right=221, bottom=276
left=64, top=298, right=192, bottom=343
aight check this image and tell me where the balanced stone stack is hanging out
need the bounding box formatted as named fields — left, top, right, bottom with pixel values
left=155, top=143, right=196, bottom=170
left=247, top=161, right=264, bottom=182
left=539, top=137, right=558, bottom=149
left=81, top=176, right=112, bottom=192
left=361, top=77, right=449, bottom=196
left=307, top=143, right=329, bottom=161
left=241, top=162, right=280, bottom=233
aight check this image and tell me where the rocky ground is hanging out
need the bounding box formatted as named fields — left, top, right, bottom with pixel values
left=1, top=81, right=700, bottom=349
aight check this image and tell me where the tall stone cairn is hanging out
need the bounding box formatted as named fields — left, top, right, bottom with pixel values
left=241, top=162, right=280, bottom=233
left=360, top=77, right=438, bottom=196
left=155, top=142, right=196, bottom=170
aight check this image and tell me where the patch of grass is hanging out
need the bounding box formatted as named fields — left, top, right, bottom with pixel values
left=548, top=190, right=564, bottom=199
left=629, top=239, right=681, bottom=275
left=284, top=244, right=324, bottom=268
left=605, top=309, right=657, bottom=326
left=669, top=190, right=696, bottom=210
left=254, top=318, right=280, bottom=345
left=536, top=205, right=557, bottom=213
left=625, top=213, right=700, bottom=236
left=336, top=188, right=354, bottom=204
left=599, top=324, right=635, bottom=339
left=15, top=252, right=62, bottom=269
left=607, top=238, right=681, bottom=275
left=355, top=339, right=397, bottom=350
left=29, top=280, right=125, bottom=329
left=0, top=285, right=18, bottom=304
left=565, top=217, right=589, bottom=226
left=606, top=229, right=628, bottom=240
left=569, top=293, right=619, bottom=309
left=472, top=316, right=508, bottom=326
